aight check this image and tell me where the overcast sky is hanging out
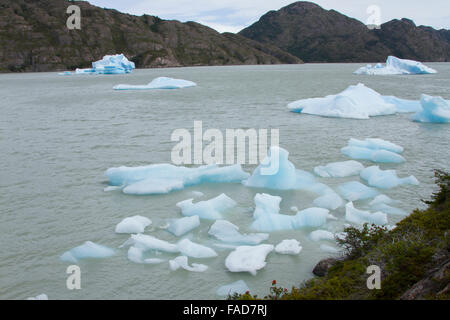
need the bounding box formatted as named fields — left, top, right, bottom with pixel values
left=86, top=0, right=450, bottom=33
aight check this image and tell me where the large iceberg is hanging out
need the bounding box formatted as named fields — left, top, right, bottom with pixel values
left=169, top=256, right=208, bottom=272
left=216, top=280, right=250, bottom=296
left=338, top=181, right=379, bottom=201
left=314, top=160, right=365, bottom=178
left=360, top=166, right=419, bottom=189
left=208, top=220, right=269, bottom=245
left=412, top=94, right=450, bottom=123
left=115, top=215, right=152, bottom=234
left=250, top=193, right=330, bottom=232
left=60, top=241, right=115, bottom=263
left=345, top=202, right=388, bottom=225
left=60, top=54, right=135, bottom=75
left=354, top=56, right=437, bottom=75
left=225, top=244, right=274, bottom=275
left=114, top=77, right=197, bottom=90
left=287, top=84, right=397, bottom=119
left=341, top=138, right=405, bottom=163
left=166, top=216, right=200, bottom=237
left=177, top=194, right=237, bottom=220
left=274, top=239, right=302, bottom=255
left=105, top=163, right=249, bottom=195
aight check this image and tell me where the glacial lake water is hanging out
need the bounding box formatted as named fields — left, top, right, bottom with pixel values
left=0, top=63, right=449, bottom=300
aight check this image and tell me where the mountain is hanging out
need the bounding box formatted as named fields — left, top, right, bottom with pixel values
left=239, top=1, right=450, bottom=62
left=0, top=0, right=302, bottom=72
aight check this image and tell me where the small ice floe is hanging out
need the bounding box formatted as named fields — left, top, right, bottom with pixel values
left=169, top=256, right=208, bottom=272
left=369, top=195, right=406, bottom=216
left=345, top=202, right=388, bottom=226
left=216, top=280, right=250, bottom=296
left=341, top=138, right=405, bottom=163
left=309, top=230, right=335, bottom=242
left=105, top=163, right=249, bottom=195
left=166, top=216, right=201, bottom=237
left=354, top=56, right=437, bottom=75
left=360, top=166, right=419, bottom=189
left=274, top=239, right=302, bottom=255
left=177, top=194, right=237, bottom=220
left=176, top=239, right=217, bottom=259
left=338, top=181, right=379, bottom=201
left=314, top=160, right=365, bottom=178
left=225, top=244, right=274, bottom=276
left=412, top=94, right=450, bottom=123
left=60, top=241, right=115, bottom=263
left=208, top=220, right=269, bottom=245
left=114, top=77, right=196, bottom=90
left=115, top=215, right=152, bottom=234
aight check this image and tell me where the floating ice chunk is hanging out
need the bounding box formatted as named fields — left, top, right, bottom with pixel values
left=92, top=54, right=135, bottom=74
left=243, top=147, right=297, bottom=190
left=127, top=246, right=145, bottom=263
left=354, top=56, right=437, bottom=75
left=369, top=195, right=398, bottom=206
left=225, top=244, right=274, bottom=275
left=360, top=166, right=419, bottom=189
left=412, top=94, right=450, bottom=123
left=143, top=258, right=165, bottom=264
left=75, top=68, right=96, bottom=74
left=169, top=256, right=208, bottom=272
left=382, top=96, right=422, bottom=113
left=26, top=294, right=48, bottom=300
left=347, top=138, right=403, bottom=154
left=371, top=203, right=407, bottom=216
left=338, top=181, right=379, bottom=201
left=251, top=193, right=330, bottom=231
left=105, top=164, right=249, bottom=195
left=287, top=83, right=397, bottom=119
left=115, top=215, right=152, bottom=234
left=345, top=202, right=388, bottom=225
left=313, top=192, right=343, bottom=210
left=341, top=146, right=405, bottom=163
left=114, top=77, right=196, bottom=90
left=217, top=280, right=250, bottom=296
left=275, top=239, right=302, bottom=255
left=177, top=194, right=236, bottom=220
left=176, top=239, right=218, bottom=258
left=314, top=160, right=365, bottom=178
left=60, top=241, right=115, bottom=263
left=309, top=230, right=335, bottom=242
left=290, top=206, right=298, bottom=212
left=121, top=234, right=178, bottom=253
left=167, top=216, right=200, bottom=237
left=208, top=220, right=268, bottom=245
left=320, top=244, right=340, bottom=254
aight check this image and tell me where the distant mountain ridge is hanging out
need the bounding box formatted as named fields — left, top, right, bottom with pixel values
left=0, top=0, right=301, bottom=72
left=239, top=1, right=450, bottom=63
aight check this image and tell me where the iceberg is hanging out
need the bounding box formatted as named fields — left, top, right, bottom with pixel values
left=127, top=246, right=165, bottom=264
left=347, top=138, right=404, bottom=154
left=120, top=234, right=178, bottom=253
left=166, top=216, right=201, bottom=237
left=114, top=77, right=197, bottom=90
left=208, top=220, right=269, bottom=245
left=225, top=244, right=274, bottom=276
left=345, top=202, right=388, bottom=225
left=177, top=194, right=237, bottom=220
left=360, top=166, right=419, bottom=189
left=250, top=193, right=330, bottom=232
left=115, top=215, right=152, bottom=234
left=412, top=94, right=450, bottom=123
left=341, top=146, right=405, bottom=163
left=338, top=181, right=379, bottom=201
left=275, top=239, right=302, bottom=255
left=176, top=239, right=218, bottom=259
left=313, top=192, right=343, bottom=210
left=287, top=83, right=397, bottom=119
left=309, top=230, right=335, bottom=242
left=60, top=241, right=115, bottom=263
left=92, top=54, right=135, bottom=74
left=105, top=163, right=249, bottom=195
left=314, top=160, right=365, bottom=178
left=382, top=96, right=422, bottom=113
left=217, top=280, right=250, bottom=296
left=169, top=256, right=208, bottom=272
left=354, top=56, right=437, bottom=75
left=369, top=195, right=406, bottom=215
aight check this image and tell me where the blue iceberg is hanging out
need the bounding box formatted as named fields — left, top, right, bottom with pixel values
left=354, top=56, right=437, bottom=75
left=338, top=181, right=379, bottom=201
left=60, top=54, right=135, bottom=75
left=412, top=94, right=450, bottom=123
left=208, top=220, right=269, bottom=245
left=176, top=193, right=237, bottom=220
left=60, top=241, right=115, bottom=263
left=360, top=166, right=419, bottom=189
left=341, top=138, right=405, bottom=163
left=114, top=77, right=197, bottom=90
left=345, top=202, right=388, bottom=225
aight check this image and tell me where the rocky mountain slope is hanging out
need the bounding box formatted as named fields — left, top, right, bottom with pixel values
left=239, top=1, right=450, bottom=62
left=0, top=0, right=301, bottom=72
